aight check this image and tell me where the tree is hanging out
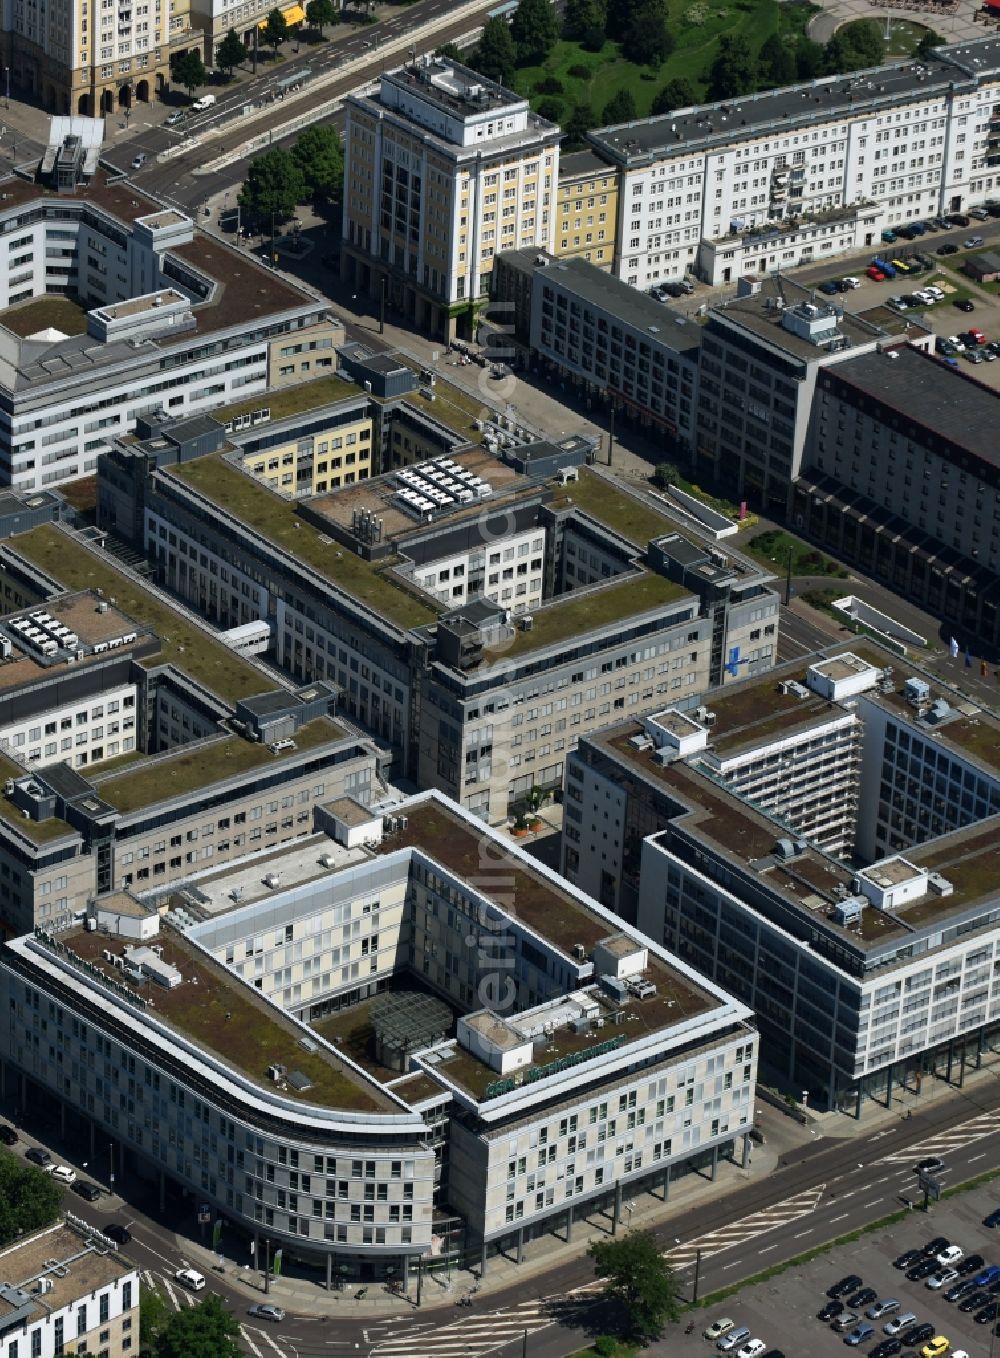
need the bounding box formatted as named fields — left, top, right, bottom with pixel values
left=621, top=0, right=673, bottom=65
left=602, top=88, right=637, bottom=124
left=154, top=1294, right=241, bottom=1358
left=291, top=123, right=343, bottom=200
left=435, top=41, right=464, bottom=60
left=794, top=36, right=824, bottom=79
left=757, top=32, right=795, bottom=87
left=215, top=29, right=247, bottom=77
left=915, top=27, right=943, bottom=59
left=536, top=96, right=563, bottom=122
left=140, top=1289, right=170, bottom=1353
left=511, top=0, right=558, bottom=65
left=472, top=17, right=517, bottom=84
left=239, top=148, right=307, bottom=226
left=707, top=33, right=756, bottom=99
left=588, top=1230, right=682, bottom=1342
left=823, top=18, right=884, bottom=74
left=652, top=461, right=681, bottom=488
left=263, top=6, right=289, bottom=52
left=604, top=0, right=631, bottom=42
left=650, top=76, right=695, bottom=115
left=306, top=0, right=337, bottom=32
left=563, top=100, right=597, bottom=146
left=0, top=1155, right=61, bottom=1247
left=169, top=48, right=207, bottom=95
left=563, top=0, right=606, bottom=50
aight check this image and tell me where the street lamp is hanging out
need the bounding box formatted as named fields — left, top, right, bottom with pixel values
left=109, top=1141, right=115, bottom=1192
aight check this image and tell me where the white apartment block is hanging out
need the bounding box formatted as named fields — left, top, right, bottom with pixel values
left=0, top=176, right=341, bottom=493
left=414, top=526, right=545, bottom=614
left=0, top=790, right=757, bottom=1283
left=563, top=645, right=1000, bottom=1116
left=342, top=58, right=561, bottom=340
left=586, top=36, right=1000, bottom=289
left=0, top=1221, right=139, bottom=1358
left=0, top=683, right=137, bottom=771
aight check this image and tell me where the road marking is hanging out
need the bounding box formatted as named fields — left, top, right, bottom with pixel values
left=760, top=1244, right=778, bottom=1253
left=162, top=1278, right=180, bottom=1310
left=794, top=1229, right=813, bottom=1239
left=241, top=1327, right=265, bottom=1358
left=722, top=1261, right=740, bottom=1270
left=830, top=1214, right=849, bottom=1223
left=970, top=1152, right=988, bottom=1162
left=864, top=1199, right=884, bottom=1209
left=257, top=1330, right=285, bottom=1354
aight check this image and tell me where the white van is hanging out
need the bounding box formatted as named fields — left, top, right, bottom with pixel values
left=175, top=1268, right=206, bottom=1291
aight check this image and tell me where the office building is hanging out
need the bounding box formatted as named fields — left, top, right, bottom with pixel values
left=342, top=58, right=560, bottom=340
left=491, top=251, right=701, bottom=449
left=0, top=522, right=382, bottom=937
left=796, top=342, right=1000, bottom=650
left=97, top=420, right=780, bottom=821
left=0, top=1219, right=139, bottom=1358
left=0, top=790, right=757, bottom=1280
left=0, top=168, right=341, bottom=494
left=554, top=150, right=619, bottom=269
left=580, top=36, right=1000, bottom=290
left=563, top=644, right=1000, bottom=1114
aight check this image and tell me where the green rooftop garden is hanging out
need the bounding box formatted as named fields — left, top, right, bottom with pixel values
left=0, top=755, right=75, bottom=844
left=216, top=374, right=360, bottom=425
left=551, top=468, right=676, bottom=546
left=11, top=526, right=266, bottom=705
left=492, top=571, right=690, bottom=658
left=94, top=716, right=343, bottom=814
left=0, top=295, right=90, bottom=338
left=170, top=456, right=438, bottom=631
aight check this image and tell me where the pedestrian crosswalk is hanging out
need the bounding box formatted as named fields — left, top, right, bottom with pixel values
left=658, top=1182, right=828, bottom=1270
left=143, top=1267, right=300, bottom=1357
left=875, top=1107, right=1000, bottom=1166
left=372, top=1296, right=559, bottom=1358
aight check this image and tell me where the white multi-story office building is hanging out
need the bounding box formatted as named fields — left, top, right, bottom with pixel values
left=0, top=1220, right=139, bottom=1358
left=342, top=58, right=561, bottom=340
left=585, top=36, right=1000, bottom=290
left=562, top=644, right=1000, bottom=1116
left=0, top=790, right=757, bottom=1282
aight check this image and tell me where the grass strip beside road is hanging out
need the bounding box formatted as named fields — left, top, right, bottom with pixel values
left=689, top=1165, right=1000, bottom=1310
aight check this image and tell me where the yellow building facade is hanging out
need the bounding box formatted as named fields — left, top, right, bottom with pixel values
left=555, top=149, right=618, bottom=269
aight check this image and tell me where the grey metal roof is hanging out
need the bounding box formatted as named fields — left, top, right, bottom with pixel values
left=967, top=251, right=1000, bottom=273
left=534, top=256, right=702, bottom=356
left=586, top=40, right=1000, bottom=166
left=820, top=342, right=1000, bottom=472
left=558, top=149, right=615, bottom=181
left=708, top=276, right=885, bottom=365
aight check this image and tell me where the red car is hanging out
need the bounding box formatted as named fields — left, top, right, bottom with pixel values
left=867, top=265, right=886, bottom=281
left=968, top=328, right=987, bottom=345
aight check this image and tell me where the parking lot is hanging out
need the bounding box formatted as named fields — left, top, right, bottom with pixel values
left=693, top=1182, right=1000, bottom=1358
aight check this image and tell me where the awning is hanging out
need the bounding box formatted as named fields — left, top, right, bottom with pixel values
left=258, top=2, right=304, bottom=25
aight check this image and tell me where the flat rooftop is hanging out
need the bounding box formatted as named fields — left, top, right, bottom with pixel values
left=92, top=716, right=344, bottom=815
left=168, top=456, right=438, bottom=631
left=95, top=289, right=187, bottom=322
left=559, top=149, right=616, bottom=181
left=8, top=524, right=273, bottom=703
left=549, top=466, right=678, bottom=545
left=54, top=925, right=392, bottom=1112
left=710, top=277, right=884, bottom=366
left=587, top=45, right=993, bottom=165
left=382, top=59, right=523, bottom=119
left=0, top=1223, right=131, bottom=1320
left=819, top=343, right=1000, bottom=473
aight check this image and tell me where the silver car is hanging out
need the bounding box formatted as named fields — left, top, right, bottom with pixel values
left=718, top=1327, right=752, bottom=1352
left=867, top=1300, right=900, bottom=1320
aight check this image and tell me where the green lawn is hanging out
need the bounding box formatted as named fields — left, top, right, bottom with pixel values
left=937, top=252, right=1000, bottom=297
left=0, top=295, right=90, bottom=337
left=745, top=529, right=848, bottom=578
left=515, top=0, right=817, bottom=120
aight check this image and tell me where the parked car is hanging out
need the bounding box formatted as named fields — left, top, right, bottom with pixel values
left=937, top=243, right=960, bottom=255
left=850, top=1290, right=880, bottom=1309
left=897, top=226, right=917, bottom=241
left=873, top=1342, right=903, bottom=1358
left=831, top=1277, right=865, bottom=1299
left=956, top=299, right=976, bottom=312
left=868, top=1301, right=901, bottom=1321
left=867, top=266, right=887, bottom=280
left=821, top=1302, right=847, bottom=1322
left=974, top=1267, right=1000, bottom=1288
left=881, top=229, right=898, bottom=243
left=965, top=328, right=986, bottom=344
left=886, top=1314, right=919, bottom=1336
left=944, top=1281, right=977, bottom=1302
left=920, top=1340, right=949, bottom=1358
left=948, top=213, right=971, bottom=227
left=706, top=1319, right=736, bottom=1340
left=937, top=1247, right=964, bottom=1267
left=102, top=1224, right=131, bottom=1245
left=165, top=110, right=185, bottom=125
left=928, top=1269, right=960, bottom=1290
left=975, top=1304, right=999, bottom=1325
left=130, top=153, right=146, bottom=171
left=963, top=237, right=985, bottom=248
left=175, top=1268, right=206, bottom=1292
left=51, top=1166, right=76, bottom=1186
left=969, top=207, right=990, bottom=220
left=719, top=1328, right=752, bottom=1352
left=819, top=280, right=840, bottom=295
left=247, top=1304, right=286, bottom=1323
left=895, top=1251, right=923, bottom=1271
left=901, top=1324, right=935, bottom=1347
left=958, top=1292, right=990, bottom=1313
left=24, top=1147, right=53, bottom=1170
left=984, top=1209, right=1000, bottom=1228
left=842, top=276, right=862, bottom=288
left=957, top=1255, right=984, bottom=1276
left=891, top=259, right=911, bottom=274
left=0, top=1125, right=17, bottom=1145
left=72, top=1180, right=101, bottom=1202
left=846, top=1324, right=876, bottom=1347
left=737, top=1342, right=767, bottom=1358
left=908, top=1261, right=940, bottom=1282
left=835, top=1314, right=863, bottom=1334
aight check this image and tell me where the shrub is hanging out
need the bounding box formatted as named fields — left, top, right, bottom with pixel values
left=568, top=62, right=591, bottom=77
left=595, top=1339, right=617, bottom=1358
left=536, top=75, right=564, bottom=94
left=536, top=96, right=563, bottom=121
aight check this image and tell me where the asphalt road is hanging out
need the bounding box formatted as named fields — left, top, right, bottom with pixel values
left=10, top=1068, right=1000, bottom=1358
